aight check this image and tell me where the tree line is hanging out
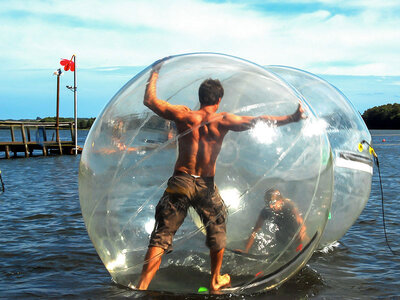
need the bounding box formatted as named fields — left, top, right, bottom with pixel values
left=362, top=103, right=400, bottom=129
left=37, top=117, right=96, bottom=129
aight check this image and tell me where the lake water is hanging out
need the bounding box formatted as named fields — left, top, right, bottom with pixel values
left=0, top=130, right=399, bottom=299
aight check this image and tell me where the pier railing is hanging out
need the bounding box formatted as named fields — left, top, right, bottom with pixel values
left=0, top=121, right=77, bottom=158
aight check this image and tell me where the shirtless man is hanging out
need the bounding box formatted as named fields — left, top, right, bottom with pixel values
left=137, top=59, right=305, bottom=291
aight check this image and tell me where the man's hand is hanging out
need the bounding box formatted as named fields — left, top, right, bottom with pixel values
left=290, top=103, right=307, bottom=122
left=151, top=56, right=171, bottom=74
left=117, top=142, right=127, bottom=151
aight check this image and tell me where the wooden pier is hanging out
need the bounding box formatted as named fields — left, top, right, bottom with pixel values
left=0, top=121, right=81, bottom=158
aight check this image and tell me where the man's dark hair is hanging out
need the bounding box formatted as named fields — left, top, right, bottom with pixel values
left=198, top=79, right=224, bottom=106
left=264, top=188, right=281, bottom=203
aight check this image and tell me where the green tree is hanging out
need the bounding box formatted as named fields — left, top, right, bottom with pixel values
left=362, top=103, right=400, bottom=129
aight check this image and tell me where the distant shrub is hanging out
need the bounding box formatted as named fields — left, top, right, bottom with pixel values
left=362, top=103, right=400, bottom=129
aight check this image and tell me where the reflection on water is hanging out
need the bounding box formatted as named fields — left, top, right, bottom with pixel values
left=0, top=130, right=399, bottom=298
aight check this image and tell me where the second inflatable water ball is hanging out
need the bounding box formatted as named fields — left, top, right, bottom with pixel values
left=266, top=66, right=373, bottom=249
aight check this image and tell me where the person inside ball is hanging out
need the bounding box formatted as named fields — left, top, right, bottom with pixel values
left=234, top=188, right=308, bottom=255
left=136, top=57, right=306, bottom=291
left=111, top=117, right=126, bottom=151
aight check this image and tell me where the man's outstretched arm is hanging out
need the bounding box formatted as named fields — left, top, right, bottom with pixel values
left=221, top=104, right=306, bottom=132
left=259, top=104, right=305, bottom=126
left=143, top=63, right=189, bottom=121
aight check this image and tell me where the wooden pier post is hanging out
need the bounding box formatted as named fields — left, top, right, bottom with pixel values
left=56, top=69, right=63, bottom=155
left=5, top=146, right=10, bottom=159
left=70, top=123, right=75, bottom=146
left=42, top=144, right=48, bottom=156
left=21, top=124, right=29, bottom=157
left=26, top=127, right=33, bottom=155
left=10, top=126, right=15, bottom=142
left=58, top=138, right=63, bottom=155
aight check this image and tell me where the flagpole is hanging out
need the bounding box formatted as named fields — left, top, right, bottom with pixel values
left=56, top=69, right=60, bottom=144
left=73, top=55, right=77, bottom=155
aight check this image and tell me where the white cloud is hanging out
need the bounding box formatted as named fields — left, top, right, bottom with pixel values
left=274, top=0, right=400, bottom=7
left=0, top=0, right=399, bottom=75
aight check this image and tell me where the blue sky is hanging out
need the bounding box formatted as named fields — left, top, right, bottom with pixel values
left=1, top=0, right=399, bottom=119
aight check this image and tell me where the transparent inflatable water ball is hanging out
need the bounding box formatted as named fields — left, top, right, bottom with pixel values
left=79, top=53, right=333, bottom=294
left=265, top=66, right=373, bottom=248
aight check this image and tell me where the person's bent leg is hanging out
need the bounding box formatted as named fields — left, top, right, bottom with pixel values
left=137, top=184, right=190, bottom=290
left=137, top=246, right=165, bottom=290
left=210, top=248, right=231, bottom=291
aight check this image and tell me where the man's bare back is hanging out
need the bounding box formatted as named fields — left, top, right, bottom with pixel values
left=173, top=110, right=230, bottom=177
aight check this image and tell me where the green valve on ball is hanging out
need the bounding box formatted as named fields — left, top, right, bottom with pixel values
left=198, top=286, right=208, bottom=293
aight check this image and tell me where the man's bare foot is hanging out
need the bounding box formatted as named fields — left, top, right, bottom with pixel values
left=136, top=278, right=151, bottom=290
left=136, top=246, right=165, bottom=290
left=210, top=273, right=231, bottom=291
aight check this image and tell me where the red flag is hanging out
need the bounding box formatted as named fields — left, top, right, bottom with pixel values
left=60, top=58, right=75, bottom=71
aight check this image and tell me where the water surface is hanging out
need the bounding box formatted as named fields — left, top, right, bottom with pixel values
left=0, top=130, right=399, bottom=299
